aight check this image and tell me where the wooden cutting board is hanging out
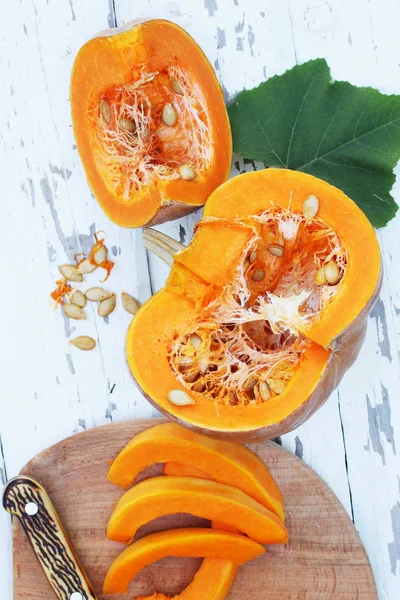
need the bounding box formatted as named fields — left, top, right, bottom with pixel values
left=13, top=419, right=377, bottom=599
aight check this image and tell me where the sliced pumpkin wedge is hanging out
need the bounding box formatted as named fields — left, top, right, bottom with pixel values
left=107, top=476, right=287, bottom=545
left=136, top=522, right=240, bottom=600
left=103, top=528, right=263, bottom=595
left=136, top=558, right=238, bottom=600
left=163, top=462, right=208, bottom=480
left=107, top=422, right=285, bottom=520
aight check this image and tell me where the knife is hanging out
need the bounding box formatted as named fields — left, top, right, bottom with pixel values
left=3, top=475, right=98, bottom=600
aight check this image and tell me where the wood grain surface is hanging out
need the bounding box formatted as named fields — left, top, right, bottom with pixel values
left=13, top=419, right=377, bottom=600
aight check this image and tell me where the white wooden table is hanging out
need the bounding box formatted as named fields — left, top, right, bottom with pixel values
left=1, top=1, right=399, bottom=598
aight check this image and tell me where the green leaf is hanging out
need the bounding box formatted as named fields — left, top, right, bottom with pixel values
left=228, top=58, right=400, bottom=228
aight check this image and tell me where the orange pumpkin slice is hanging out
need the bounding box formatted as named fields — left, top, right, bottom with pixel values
left=71, top=19, right=231, bottom=227
left=107, top=476, right=287, bottom=545
left=127, top=169, right=382, bottom=440
left=136, top=522, right=239, bottom=600
left=107, top=422, right=285, bottom=520
left=103, top=528, right=263, bottom=595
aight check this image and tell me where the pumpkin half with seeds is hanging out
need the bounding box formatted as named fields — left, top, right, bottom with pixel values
left=70, top=19, right=231, bottom=227
left=127, top=169, right=382, bottom=441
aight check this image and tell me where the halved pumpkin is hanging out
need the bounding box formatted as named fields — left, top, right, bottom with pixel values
left=107, top=422, right=285, bottom=520
left=126, top=169, right=382, bottom=440
left=107, top=475, right=288, bottom=545
left=103, top=528, right=263, bottom=595
left=71, top=19, right=231, bottom=227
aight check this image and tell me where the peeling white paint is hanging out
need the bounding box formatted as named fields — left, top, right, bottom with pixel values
left=1, top=1, right=400, bottom=600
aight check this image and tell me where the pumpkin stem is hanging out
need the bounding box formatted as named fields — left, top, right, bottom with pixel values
left=143, top=228, right=185, bottom=266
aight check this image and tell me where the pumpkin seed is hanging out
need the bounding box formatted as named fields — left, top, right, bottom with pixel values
left=179, top=164, right=195, bottom=181
left=162, top=103, right=177, bottom=126
left=179, top=356, right=193, bottom=367
left=85, top=287, right=112, bottom=302
left=100, top=98, right=111, bottom=124
left=93, top=244, right=107, bottom=265
left=267, top=378, right=286, bottom=395
left=63, top=303, right=87, bottom=320
left=259, top=381, right=271, bottom=401
left=243, top=258, right=250, bottom=271
left=184, top=370, right=198, bottom=383
left=267, top=244, right=284, bottom=258
left=171, top=77, right=184, bottom=95
left=252, top=269, right=265, bottom=282
left=142, top=126, right=151, bottom=140
left=315, top=267, right=327, bottom=286
left=303, top=194, right=319, bottom=218
left=119, top=117, right=136, bottom=133
left=190, top=333, right=202, bottom=350
left=69, top=336, right=96, bottom=351
left=167, top=389, right=195, bottom=406
left=75, top=258, right=97, bottom=275
left=121, top=292, right=140, bottom=315
left=325, top=260, right=341, bottom=284
left=244, top=377, right=257, bottom=391
left=249, top=250, right=257, bottom=263
left=70, top=290, right=86, bottom=308
left=59, top=264, right=84, bottom=283
left=192, top=382, right=205, bottom=393
left=98, top=294, right=116, bottom=317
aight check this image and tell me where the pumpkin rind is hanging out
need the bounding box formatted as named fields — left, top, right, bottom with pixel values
left=127, top=169, right=382, bottom=440
left=71, top=19, right=231, bottom=227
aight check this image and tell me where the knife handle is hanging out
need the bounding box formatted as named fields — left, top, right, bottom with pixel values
left=3, top=475, right=97, bottom=600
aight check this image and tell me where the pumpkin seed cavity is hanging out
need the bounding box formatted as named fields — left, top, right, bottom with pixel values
left=96, top=66, right=211, bottom=198
left=168, top=205, right=347, bottom=407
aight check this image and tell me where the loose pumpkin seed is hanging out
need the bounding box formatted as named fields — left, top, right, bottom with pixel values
left=63, top=303, right=87, bottom=320
left=93, top=244, right=107, bottom=265
left=98, top=293, right=116, bottom=317
left=259, top=381, right=271, bottom=401
left=119, top=117, right=136, bottom=133
left=85, top=287, right=112, bottom=302
left=69, top=336, right=96, bottom=351
left=167, top=389, right=195, bottom=406
left=179, top=164, right=195, bottom=180
left=267, top=244, right=284, bottom=258
left=267, top=378, right=286, bottom=395
left=249, top=250, right=257, bottom=263
left=100, top=98, right=111, bottom=124
left=70, top=290, right=86, bottom=308
left=325, top=260, right=341, bottom=284
left=171, top=77, right=184, bottom=95
left=59, top=264, right=84, bottom=283
left=162, top=103, right=177, bottom=126
left=190, top=333, right=202, bottom=350
left=252, top=269, right=265, bottom=282
left=315, top=267, right=327, bottom=286
left=75, top=258, right=97, bottom=275
left=303, top=194, right=319, bottom=218
left=121, top=292, right=140, bottom=315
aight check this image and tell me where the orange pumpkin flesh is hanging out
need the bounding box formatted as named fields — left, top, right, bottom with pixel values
left=103, top=528, right=262, bottom=595
left=136, top=558, right=238, bottom=600
left=107, top=422, right=285, bottom=520
left=71, top=19, right=231, bottom=227
left=107, top=476, right=288, bottom=545
left=127, top=169, right=381, bottom=440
